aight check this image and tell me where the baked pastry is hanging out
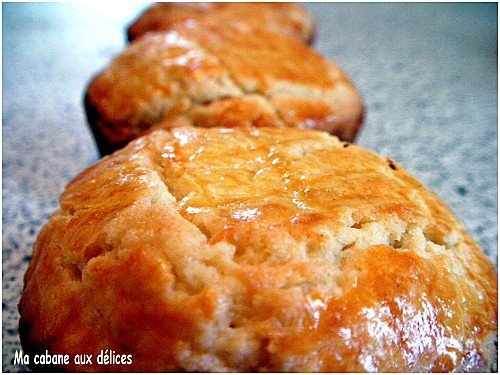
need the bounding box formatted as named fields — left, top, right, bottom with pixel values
left=85, top=25, right=364, bottom=155
left=19, top=127, right=497, bottom=372
left=127, top=2, right=316, bottom=44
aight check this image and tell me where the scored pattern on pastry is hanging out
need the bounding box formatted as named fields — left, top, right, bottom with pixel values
left=19, top=127, right=497, bottom=372
left=127, top=2, right=316, bottom=44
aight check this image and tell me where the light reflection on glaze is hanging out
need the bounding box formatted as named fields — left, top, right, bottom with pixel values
left=161, top=49, right=205, bottom=67
left=361, top=306, right=398, bottom=346
left=231, top=208, right=261, bottom=222
left=172, top=129, right=194, bottom=146
left=158, top=126, right=391, bottom=235
left=359, top=354, right=377, bottom=373
left=356, top=306, right=397, bottom=372
left=116, top=172, right=155, bottom=187
left=292, top=191, right=308, bottom=210
left=348, top=293, right=464, bottom=371
left=253, top=168, right=266, bottom=179
left=338, top=327, right=352, bottom=346
left=188, top=146, right=204, bottom=161
left=161, top=145, right=176, bottom=159
left=158, top=31, right=193, bottom=48
left=184, top=206, right=211, bottom=214
left=461, top=344, right=483, bottom=371
left=287, top=239, right=492, bottom=373
left=397, top=296, right=441, bottom=367
left=306, top=295, right=327, bottom=330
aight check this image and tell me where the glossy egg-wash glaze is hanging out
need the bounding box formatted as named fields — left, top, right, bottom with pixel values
left=85, top=21, right=363, bottom=155
left=20, top=127, right=496, bottom=371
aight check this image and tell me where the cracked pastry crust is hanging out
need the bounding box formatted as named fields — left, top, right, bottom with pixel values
left=126, top=2, right=316, bottom=44
left=19, top=127, right=497, bottom=372
left=85, top=25, right=364, bottom=155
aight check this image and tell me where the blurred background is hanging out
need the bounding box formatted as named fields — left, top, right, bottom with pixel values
left=2, top=2, right=497, bottom=371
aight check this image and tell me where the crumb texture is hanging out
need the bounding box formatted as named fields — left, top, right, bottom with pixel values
left=19, top=127, right=497, bottom=372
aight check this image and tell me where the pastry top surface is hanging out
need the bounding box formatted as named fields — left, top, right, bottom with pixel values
left=20, top=127, right=497, bottom=372
left=86, top=26, right=363, bottom=152
left=127, top=2, right=316, bottom=44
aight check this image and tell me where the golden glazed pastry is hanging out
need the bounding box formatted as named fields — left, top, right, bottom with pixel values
left=19, top=127, right=497, bottom=372
left=127, top=2, right=316, bottom=44
left=85, top=24, right=364, bottom=155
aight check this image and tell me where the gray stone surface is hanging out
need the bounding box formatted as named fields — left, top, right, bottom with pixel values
left=2, top=3, right=497, bottom=372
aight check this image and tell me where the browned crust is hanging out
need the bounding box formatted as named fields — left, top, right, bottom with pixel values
left=84, top=78, right=129, bottom=156
left=19, top=127, right=497, bottom=372
left=126, top=2, right=316, bottom=45
left=85, top=25, right=364, bottom=156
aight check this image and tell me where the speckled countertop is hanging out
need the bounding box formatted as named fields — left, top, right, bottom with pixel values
left=2, top=3, right=497, bottom=372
